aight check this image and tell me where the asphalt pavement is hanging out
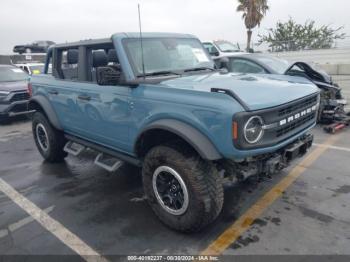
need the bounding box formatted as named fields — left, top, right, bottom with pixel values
left=0, top=117, right=349, bottom=260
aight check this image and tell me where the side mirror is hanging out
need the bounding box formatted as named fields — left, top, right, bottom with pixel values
left=96, top=67, right=120, bottom=86
left=218, top=57, right=229, bottom=69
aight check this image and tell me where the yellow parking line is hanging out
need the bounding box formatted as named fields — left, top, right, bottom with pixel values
left=201, top=135, right=339, bottom=255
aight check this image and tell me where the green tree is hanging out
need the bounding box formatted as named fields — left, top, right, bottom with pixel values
left=236, top=0, right=269, bottom=51
left=258, top=18, right=346, bottom=52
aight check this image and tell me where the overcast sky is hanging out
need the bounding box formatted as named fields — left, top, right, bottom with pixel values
left=0, top=0, right=349, bottom=53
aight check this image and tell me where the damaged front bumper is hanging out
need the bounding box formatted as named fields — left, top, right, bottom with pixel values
left=220, top=134, right=314, bottom=181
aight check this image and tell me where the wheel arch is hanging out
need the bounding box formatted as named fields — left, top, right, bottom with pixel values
left=28, top=96, right=62, bottom=130
left=134, top=119, right=222, bottom=160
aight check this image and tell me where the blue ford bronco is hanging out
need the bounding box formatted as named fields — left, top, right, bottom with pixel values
left=29, top=33, right=319, bottom=232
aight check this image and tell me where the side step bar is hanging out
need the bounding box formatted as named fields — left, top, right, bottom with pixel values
left=64, top=141, right=85, bottom=156
left=64, top=134, right=141, bottom=167
left=94, top=153, right=123, bottom=172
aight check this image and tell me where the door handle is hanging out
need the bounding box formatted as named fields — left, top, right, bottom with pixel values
left=48, top=90, right=58, bottom=95
left=78, top=95, right=91, bottom=101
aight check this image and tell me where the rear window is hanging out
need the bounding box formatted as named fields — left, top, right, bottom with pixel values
left=0, top=67, right=28, bottom=82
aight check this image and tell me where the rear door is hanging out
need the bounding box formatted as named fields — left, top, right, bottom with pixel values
left=47, top=47, right=86, bottom=135
left=74, top=47, right=132, bottom=152
left=75, top=81, right=131, bottom=152
left=47, top=45, right=133, bottom=152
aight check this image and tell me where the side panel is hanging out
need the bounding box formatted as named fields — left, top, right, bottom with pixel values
left=29, top=94, right=62, bottom=130
left=128, top=84, right=316, bottom=160
left=74, top=82, right=132, bottom=153
left=128, top=84, right=243, bottom=158
left=45, top=80, right=87, bottom=135
left=137, top=119, right=222, bottom=160
left=30, top=75, right=85, bottom=134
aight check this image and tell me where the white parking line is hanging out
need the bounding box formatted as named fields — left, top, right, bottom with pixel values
left=0, top=206, right=54, bottom=239
left=0, top=178, right=108, bottom=262
left=0, top=229, right=8, bottom=238
left=314, top=143, right=350, bottom=153
left=9, top=206, right=55, bottom=232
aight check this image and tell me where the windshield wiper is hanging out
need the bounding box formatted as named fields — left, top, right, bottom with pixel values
left=184, top=67, right=215, bottom=73
left=137, top=71, right=181, bottom=77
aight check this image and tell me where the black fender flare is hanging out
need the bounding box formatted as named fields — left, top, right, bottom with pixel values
left=135, top=119, right=222, bottom=160
left=28, top=95, right=62, bottom=130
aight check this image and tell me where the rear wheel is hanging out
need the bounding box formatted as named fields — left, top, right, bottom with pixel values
left=142, top=142, right=224, bottom=232
left=32, top=112, right=67, bottom=162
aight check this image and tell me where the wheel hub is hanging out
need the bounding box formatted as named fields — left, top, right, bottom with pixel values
left=36, top=123, right=49, bottom=151
left=152, top=166, right=189, bottom=216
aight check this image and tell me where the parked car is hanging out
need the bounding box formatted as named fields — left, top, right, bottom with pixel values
left=0, top=65, right=33, bottom=122
left=15, top=63, right=45, bottom=75
left=214, top=53, right=347, bottom=123
left=202, top=40, right=242, bottom=58
left=13, top=41, right=55, bottom=54
left=29, top=33, right=319, bottom=232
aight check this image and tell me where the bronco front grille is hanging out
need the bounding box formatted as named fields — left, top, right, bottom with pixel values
left=278, top=95, right=318, bottom=117
left=273, top=95, right=319, bottom=138
left=232, top=93, right=319, bottom=150
left=276, top=113, right=316, bottom=137
left=10, top=92, right=30, bottom=102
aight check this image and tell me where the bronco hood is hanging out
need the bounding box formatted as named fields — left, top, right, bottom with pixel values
left=161, top=73, right=319, bottom=111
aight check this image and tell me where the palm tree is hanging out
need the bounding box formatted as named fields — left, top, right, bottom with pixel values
left=236, top=0, right=269, bottom=51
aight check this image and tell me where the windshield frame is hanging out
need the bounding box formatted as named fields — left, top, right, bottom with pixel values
left=122, top=37, right=215, bottom=78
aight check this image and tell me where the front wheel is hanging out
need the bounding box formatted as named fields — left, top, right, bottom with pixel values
left=142, top=142, right=224, bottom=232
left=32, top=112, right=67, bottom=162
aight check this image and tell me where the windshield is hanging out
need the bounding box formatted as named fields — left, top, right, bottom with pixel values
left=0, top=67, right=28, bottom=82
left=123, top=38, right=214, bottom=76
left=254, top=56, right=290, bottom=74
left=214, top=40, right=240, bottom=52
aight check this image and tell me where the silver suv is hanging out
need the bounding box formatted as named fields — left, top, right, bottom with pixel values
left=0, top=65, right=32, bottom=122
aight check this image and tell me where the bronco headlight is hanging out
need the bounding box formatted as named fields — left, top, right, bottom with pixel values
left=244, top=116, right=264, bottom=144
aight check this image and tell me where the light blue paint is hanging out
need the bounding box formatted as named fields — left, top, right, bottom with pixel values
left=31, top=33, right=319, bottom=160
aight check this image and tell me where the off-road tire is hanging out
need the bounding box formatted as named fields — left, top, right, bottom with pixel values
left=142, top=142, right=224, bottom=232
left=32, top=112, right=67, bottom=162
